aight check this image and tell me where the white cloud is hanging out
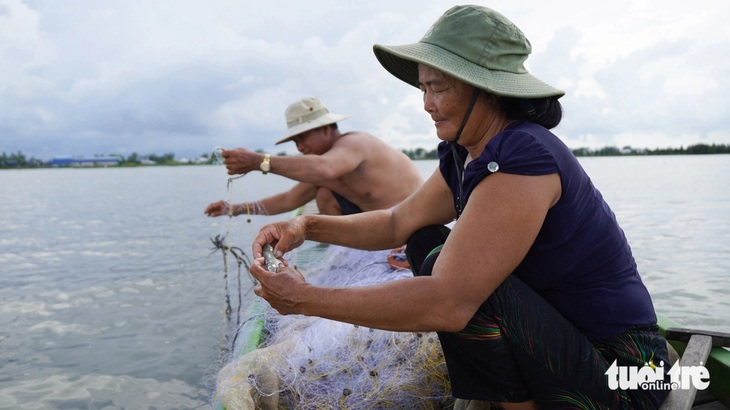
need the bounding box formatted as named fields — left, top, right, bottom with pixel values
left=1, top=0, right=729, bottom=159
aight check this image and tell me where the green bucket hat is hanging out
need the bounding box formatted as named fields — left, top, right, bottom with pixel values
left=373, top=5, right=564, bottom=99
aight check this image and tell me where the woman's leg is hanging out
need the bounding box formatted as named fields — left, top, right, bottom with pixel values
left=438, top=275, right=669, bottom=409
left=438, top=275, right=623, bottom=407
left=405, top=233, right=668, bottom=408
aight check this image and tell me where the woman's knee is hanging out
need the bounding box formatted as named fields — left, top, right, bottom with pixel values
left=404, top=225, right=451, bottom=276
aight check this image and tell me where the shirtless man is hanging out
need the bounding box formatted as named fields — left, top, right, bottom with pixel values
left=204, top=96, right=423, bottom=216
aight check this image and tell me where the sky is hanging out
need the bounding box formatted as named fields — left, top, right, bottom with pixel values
left=1, top=0, right=729, bottom=161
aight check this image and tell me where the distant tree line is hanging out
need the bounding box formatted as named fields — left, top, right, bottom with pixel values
left=402, top=143, right=730, bottom=160
left=0, top=150, right=291, bottom=169
left=2, top=143, right=728, bottom=169
left=0, top=151, right=46, bottom=168
left=571, top=143, right=730, bottom=157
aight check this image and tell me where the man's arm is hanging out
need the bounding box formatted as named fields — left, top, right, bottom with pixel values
left=221, top=136, right=366, bottom=183
left=233, top=182, right=317, bottom=216
left=204, top=182, right=317, bottom=217
left=267, top=137, right=366, bottom=183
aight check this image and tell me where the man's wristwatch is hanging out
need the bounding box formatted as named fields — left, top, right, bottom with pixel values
left=260, top=153, right=271, bottom=174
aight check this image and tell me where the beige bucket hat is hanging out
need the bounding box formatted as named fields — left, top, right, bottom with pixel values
left=275, top=97, right=349, bottom=145
left=373, top=5, right=564, bottom=99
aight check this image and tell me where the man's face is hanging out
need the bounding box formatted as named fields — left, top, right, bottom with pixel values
left=292, top=126, right=329, bottom=155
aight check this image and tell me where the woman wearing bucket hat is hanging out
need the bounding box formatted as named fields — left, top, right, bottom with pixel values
left=204, top=96, right=423, bottom=217
left=250, top=5, right=668, bottom=409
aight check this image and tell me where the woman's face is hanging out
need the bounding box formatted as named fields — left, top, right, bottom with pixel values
left=418, top=64, right=475, bottom=142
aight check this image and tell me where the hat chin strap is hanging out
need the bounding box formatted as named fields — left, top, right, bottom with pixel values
left=452, top=88, right=480, bottom=145
left=449, top=88, right=480, bottom=217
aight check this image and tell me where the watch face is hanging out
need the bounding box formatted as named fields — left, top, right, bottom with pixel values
left=261, top=162, right=270, bottom=172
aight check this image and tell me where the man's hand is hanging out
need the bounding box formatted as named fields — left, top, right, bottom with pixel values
left=204, top=200, right=229, bottom=217
left=222, top=148, right=262, bottom=175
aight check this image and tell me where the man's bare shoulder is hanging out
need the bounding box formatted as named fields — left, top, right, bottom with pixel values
left=338, top=130, right=373, bottom=139
left=336, top=131, right=389, bottom=148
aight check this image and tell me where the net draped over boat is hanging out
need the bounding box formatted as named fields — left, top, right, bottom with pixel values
left=214, top=244, right=453, bottom=409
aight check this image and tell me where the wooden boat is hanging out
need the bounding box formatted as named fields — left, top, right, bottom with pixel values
left=657, top=314, right=730, bottom=410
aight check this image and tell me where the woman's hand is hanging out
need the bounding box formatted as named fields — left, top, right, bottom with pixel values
left=252, top=216, right=308, bottom=259
left=250, top=257, right=308, bottom=315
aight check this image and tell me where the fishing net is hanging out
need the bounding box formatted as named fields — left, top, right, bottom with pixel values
left=214, top=243, right=453, bottom=409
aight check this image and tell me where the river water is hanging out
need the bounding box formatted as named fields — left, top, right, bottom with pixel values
left=0, top=155, right=728, bottom=409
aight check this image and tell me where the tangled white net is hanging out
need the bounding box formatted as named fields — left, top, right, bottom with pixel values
left=214, top=244, right=453, bottom=409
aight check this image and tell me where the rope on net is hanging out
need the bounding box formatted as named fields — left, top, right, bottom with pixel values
left=208, top=147, right=265, bottom=355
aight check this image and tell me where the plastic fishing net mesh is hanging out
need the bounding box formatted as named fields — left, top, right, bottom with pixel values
left=215, top=244, right=453, bottom=409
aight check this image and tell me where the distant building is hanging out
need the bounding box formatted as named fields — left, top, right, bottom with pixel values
left=48, top=156, right=121, bottom=167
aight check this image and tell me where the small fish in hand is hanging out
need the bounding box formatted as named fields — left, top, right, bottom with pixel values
left=263, top=243, right=283, bottom=273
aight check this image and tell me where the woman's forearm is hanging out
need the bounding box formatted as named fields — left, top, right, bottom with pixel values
left=296, top=275, right=464, bottom=332
left=303, top=210, right=404, bottom=250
